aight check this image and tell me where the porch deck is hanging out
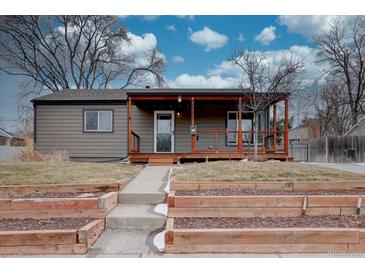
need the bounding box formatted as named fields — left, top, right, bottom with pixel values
left=129, top=152, right=293, bottom=164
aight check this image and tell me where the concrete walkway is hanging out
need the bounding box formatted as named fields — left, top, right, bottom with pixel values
left=88, top=166, right=170, bottom=258
left=308, top=162, right=365, bottom=174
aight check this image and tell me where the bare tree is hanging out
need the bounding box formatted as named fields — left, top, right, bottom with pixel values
left=314, top=16, right=365, bottom=126
left=310, top=77, right=351, bottom=136
left=0, top=16, right=165, bottom=95
left=230, top=49, right=304, bottom=157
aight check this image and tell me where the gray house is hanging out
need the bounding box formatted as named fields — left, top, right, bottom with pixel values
left=32, top=88, right=291, bottom=163
left=345, top=117, right=365, bottom=137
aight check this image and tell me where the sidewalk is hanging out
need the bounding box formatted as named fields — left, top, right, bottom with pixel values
left=308, top=163, right=365, bottom=174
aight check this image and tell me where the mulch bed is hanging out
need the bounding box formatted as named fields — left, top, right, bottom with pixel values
left=176, top=189, right=365, bottom=196
left=0, top=218, right=98, bottom=231
left=174, top=216, right=365, bottom=229
left=2, top=192, right=107, bottom=199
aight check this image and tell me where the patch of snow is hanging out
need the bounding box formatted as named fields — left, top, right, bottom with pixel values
left=164, top=167, right=173, bottom=193
left=154, top=203, right=167, bottom=216
left=153, top=230, right=165, bottom=252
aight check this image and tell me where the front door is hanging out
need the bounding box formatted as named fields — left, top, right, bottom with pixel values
left=154, top=111, right=175, bottom=152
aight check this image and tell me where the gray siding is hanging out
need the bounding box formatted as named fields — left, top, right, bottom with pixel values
left=36, top=104, right=127, bottom=160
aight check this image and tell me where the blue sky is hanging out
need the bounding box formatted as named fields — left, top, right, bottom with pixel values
left=0, top=15, right=334, bottom=130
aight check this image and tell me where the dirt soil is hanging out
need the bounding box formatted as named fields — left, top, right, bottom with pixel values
left=176, top=189, right=365, bottom=196
left=2, top=192, right=107, bottom=199
left=0, top=218, right=97, bottom=231
left=174, top=216, right=365, bottom=229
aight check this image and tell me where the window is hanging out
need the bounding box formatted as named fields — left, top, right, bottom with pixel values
left=226, top=111, right=254, bottom=145
left=84, top=110, right=113, bottom=132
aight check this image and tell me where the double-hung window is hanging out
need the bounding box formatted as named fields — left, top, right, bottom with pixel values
left=84, top=110, right=113, bottom=132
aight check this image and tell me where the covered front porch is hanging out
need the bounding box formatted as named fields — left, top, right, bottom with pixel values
left=127, top=91, right=291, bottom=163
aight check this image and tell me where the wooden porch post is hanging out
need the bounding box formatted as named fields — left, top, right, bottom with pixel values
left=128, top=97, right=132, bottom=155
left=273, top=104, right=277, bottom=152
left=238, top=97, right=243, bottom=153
left=284, top=97, right=289, bottom=155
left=191, top=97, right=196, bottom=152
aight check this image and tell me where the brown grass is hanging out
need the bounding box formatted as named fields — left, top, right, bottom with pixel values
left=0, top=161, right=142, bottom=185
left=172, top=161, right=365, bottom=182
left=14, top=150, right=70, bottom=162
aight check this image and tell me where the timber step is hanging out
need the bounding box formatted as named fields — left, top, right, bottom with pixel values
left=148, top=158, right=174, bottom=166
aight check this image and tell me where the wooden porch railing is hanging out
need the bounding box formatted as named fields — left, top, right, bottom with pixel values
left=195, top=129, right=285, bottom=153
left=131, top=131, right=140, bottom=153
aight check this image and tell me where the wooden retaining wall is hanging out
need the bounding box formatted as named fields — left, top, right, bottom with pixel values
left=0, top=192, right=118, bottom=219
left=0, top=179, right=131, bottom=196
left=0, top=219, right=105, bottom=255
left=168, top=192, right=363, bottom=217
left=170, top=180, right=365, bottom=191
left=165, top=218, right=365, bottom=253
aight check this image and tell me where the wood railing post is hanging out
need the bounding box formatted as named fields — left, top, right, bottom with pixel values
left=191, top=97, right=196, bottom=152
left=128, top=97, right=132, bottom=155
left=273, top=104, right=277, bottom=152
left=238, top=97, right=243, bottom=153
left=284, top=98, right=289, bottom=155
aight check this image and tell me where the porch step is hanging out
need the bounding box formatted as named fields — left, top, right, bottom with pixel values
left=148, top=158, right=174, bottom=166
left=106, top=204, right=166, bottom=230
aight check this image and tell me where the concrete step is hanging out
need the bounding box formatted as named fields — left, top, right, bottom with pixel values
left=119, top=192, right=166, bottom=204
left=106, top=204, right=166, bottom=230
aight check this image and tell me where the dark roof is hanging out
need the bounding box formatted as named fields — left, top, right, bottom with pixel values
left=32, top=89, right=128, bottom=103
left=32, top=88, right=290, bottom=103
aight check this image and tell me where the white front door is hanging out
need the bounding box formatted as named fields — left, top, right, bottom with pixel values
left=154, top=111, right=175, bottom=152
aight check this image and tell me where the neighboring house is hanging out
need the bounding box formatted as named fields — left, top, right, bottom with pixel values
left=345, top=117, right=365, bottom=136
left=0, top=128, right=13, bottom=146
left=32, top=89, right=291, bottom=163
left=0, top=128, right=26, bottom=161
left=289, top=121, right=321, bottom=144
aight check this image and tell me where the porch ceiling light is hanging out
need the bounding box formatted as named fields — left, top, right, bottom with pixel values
left=178, top=95, right=182, bottom=103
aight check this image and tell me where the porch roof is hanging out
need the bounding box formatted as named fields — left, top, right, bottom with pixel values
left=126, top=88, right=290, bottom=97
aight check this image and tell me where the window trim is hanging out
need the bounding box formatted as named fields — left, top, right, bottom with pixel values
left=83, top=109, right=114, bottom=133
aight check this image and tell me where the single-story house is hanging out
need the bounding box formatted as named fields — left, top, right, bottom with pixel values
left=0, top=128, right=26, bottom=161
left=31, top=88, right=291, bottom=163
left=0, top=128, right=13, bottom=146
left=345, top=116, right=365, bottom=137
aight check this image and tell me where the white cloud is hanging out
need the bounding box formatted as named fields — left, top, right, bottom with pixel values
left=207, top=45, right=321, bottom=85
left=177, top=15, right=195, bottom=21
left=188, top=27, right=228, bottom=52
left=172, top=55, right=185, bottom=63
left=254, top=26, right=277, bottom=45
left=278, top=16, right=333, bottom=40
left=166, top=24, right=177, bottom=32
left=168, top=74, right=240, bottom=88
left=142, top=16, right=159, bottom=21
left=238, top=33, right=245, bottom=42
left=120, top=32, right=165, bottom=67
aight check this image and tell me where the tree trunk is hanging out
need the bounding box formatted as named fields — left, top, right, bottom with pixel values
left=351, top=106, right=359, bottom=126
left=253, top=112, right=258, bottom=159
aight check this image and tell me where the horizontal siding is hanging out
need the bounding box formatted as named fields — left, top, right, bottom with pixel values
left=131, top=106, right=154, bottom=153
left=36, top=104, right=127, bottom=159
left=131, top=103, right=231, bottom=152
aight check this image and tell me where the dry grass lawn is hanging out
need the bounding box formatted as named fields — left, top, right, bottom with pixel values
left=0, top=161, right=142, bottom=185
left=172, top=161, right=365, bottom=182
